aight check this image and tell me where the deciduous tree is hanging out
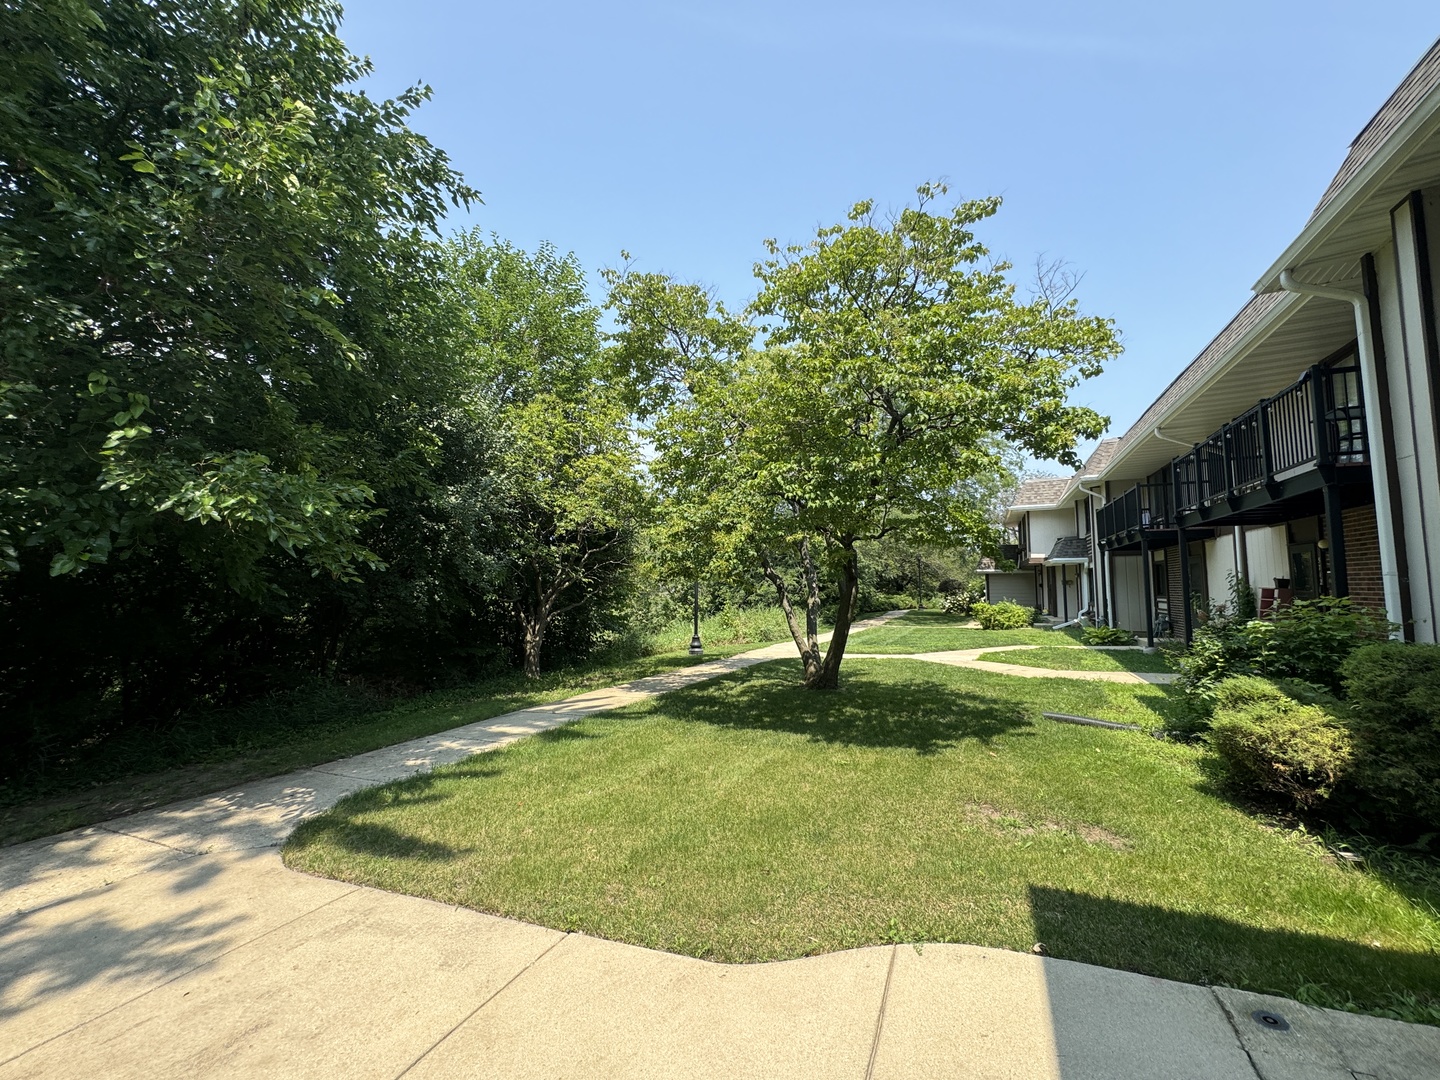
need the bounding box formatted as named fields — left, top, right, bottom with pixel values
left=609, top=185, right=1119, bottom=688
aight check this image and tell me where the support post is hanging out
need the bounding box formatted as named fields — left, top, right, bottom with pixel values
left=1324, top=484, right=1349, bottom=598
left=1141, top=531, right=1155, bottom=650
left=1173, top=458, right=1194, bottom=645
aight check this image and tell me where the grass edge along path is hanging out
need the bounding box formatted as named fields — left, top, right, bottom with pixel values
left=0, top=642, right=764, bottom=848
left=284, top=658, right=1440, bottom=1025
left=973, top=647, right=1176, bottom=674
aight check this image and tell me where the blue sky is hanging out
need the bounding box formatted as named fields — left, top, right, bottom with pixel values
left=337, top=1, right=1437, bottom=472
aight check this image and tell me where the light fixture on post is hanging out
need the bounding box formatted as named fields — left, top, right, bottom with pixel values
left=689, top=581, right=703, bottom=656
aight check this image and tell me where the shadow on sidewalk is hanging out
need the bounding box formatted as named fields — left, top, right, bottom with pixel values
left=1028, top=885, right=1440, bottom=1018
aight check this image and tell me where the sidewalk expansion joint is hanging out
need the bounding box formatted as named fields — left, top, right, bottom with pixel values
left=1210, top=987, right=1265, bottom=1080
left=395, top=931, right=572, bottom=1078
left=864, top=945, right=899, bottom=1080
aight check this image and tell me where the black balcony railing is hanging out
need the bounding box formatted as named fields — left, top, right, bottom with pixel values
left=1098, top=364, right=1367, bottom=548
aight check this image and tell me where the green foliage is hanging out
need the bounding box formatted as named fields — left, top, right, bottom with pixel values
left=1228, top=571, right=1258, bottom=622
left=941, top=580, right=986, bottom=616
left=1081, top=625, right=1136, bottom=646
left=433, top=233, right=650, bottom=677
left=1341, top=643, right=1440, bottom=831
left=972, top=600, right=1033, bottom=630
left=1174, top=599, right=1394, bottom=727
left=1, top=0, right=475, bottom=591
left=1266, top=599, right=1394, bottom=691
left=1207, top=677, right=1354, bottom=810
left=0, top=4, right=642, bottom=777
left=608, top=183, right=1119, bottom=687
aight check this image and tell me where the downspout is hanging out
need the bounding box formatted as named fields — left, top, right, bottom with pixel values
left=1079, top=481, right=1109, bottom=627
left=1278, top=270, right=1404, bottom=633
left=1152, top=427, right=1192, bottom=449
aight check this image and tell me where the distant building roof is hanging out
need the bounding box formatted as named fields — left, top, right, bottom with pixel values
left=1011, top=476, right=1074, bottom=508
left=1046, top=536, right=1092, bottom=564
left=1078, top=437, right=1121, bottom=478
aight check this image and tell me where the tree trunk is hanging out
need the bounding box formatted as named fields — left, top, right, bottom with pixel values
left=519, top=606, right=550, bottom=679
left=806, top=542, right=859, bottom=690
left=761, top=546, right=823, bottom=682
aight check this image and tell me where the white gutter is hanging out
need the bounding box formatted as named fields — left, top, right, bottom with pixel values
left=1255, top=83, right=1440, bottom=294
left=1152, top=427, right=1191, bottom=450
left=1277, top=269, right=1403, bottom=632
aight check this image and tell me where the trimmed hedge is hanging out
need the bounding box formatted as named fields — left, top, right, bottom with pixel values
left=971, top=600, right=1032, bottom=630
left=1207, top=676, right=1354, bottom=810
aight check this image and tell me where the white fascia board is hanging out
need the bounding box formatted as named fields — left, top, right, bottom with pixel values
left=1098, top=292, right=1306, bottom=483
left=1253, top=86, right=1440, bottom=293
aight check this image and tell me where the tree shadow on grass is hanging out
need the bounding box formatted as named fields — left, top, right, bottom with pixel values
left=290, top=819, right=462, bottom=862
left=661, top=662, right=1037, bottom=754
left=1028, top=884, right=1440, bottom=1016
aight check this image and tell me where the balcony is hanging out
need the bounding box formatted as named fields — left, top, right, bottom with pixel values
left=1098, top=363, right=1368, bottom=550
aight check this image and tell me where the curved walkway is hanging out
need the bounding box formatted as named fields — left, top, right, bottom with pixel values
left=2, top=612, right=1434, bottom=1079
left=846, top=644, right=1178, bottom=685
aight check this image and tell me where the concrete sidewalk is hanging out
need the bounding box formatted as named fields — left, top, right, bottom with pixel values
left=3, top=612, right=1437, bottom=1078
left=846, top=644, right=1179, bottom=685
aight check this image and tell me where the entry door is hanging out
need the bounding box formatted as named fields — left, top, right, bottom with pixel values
left=1289, top=544, right=1319, bottom=600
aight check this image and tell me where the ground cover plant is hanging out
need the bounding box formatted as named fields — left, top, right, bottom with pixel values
left=285, top=660, right=1439, bottom=1021
left=974, top=647, right=1175, bottom=674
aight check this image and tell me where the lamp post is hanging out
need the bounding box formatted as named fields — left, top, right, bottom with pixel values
left=916, top=555, right=924, bottom=610
left=689, top=581, right=703, bottom=656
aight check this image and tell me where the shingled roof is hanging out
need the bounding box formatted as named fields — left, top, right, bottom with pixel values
left=1310, top=37, right=1440, bottom=221
left=1078, top=438, right=1121, bottom=478
left=1011, top=476, right=1074, bottom=508
left=1110, top=290, right=1289, bottom=453
left=1046, top=535, right=1092, bottom=564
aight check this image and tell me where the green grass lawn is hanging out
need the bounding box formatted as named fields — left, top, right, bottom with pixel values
left=284, top=659, right=1440, bottom=1021
left=847, top=624, right=1082, bottom=652
left=976, top=647, right=1177, bottom=674
left=0, top=645, right=761, bottom=847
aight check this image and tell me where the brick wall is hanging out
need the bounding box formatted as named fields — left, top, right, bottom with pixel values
left=1341, top=503, right=1386, bottom=612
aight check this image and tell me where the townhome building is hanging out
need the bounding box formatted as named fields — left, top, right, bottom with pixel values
left=998, top=37, right=1440, bottom=647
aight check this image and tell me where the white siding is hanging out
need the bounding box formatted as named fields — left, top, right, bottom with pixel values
left=1245, top=525, right=1289, bottom=590
left=1025, top=508, right=1074, bottom=563
left=1205, top=531, right=1238, bottom=612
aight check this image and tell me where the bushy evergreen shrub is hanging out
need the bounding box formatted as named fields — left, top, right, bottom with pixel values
left=971, top=600, right=1032, bottom=630
left=1340, top=643, right=1440, bottom=830
left=1207, top=677, right=1354, bottom=809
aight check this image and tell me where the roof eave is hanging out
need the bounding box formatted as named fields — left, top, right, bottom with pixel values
left=1252, top=81, right=1440, bottom=293
left=1098, top=292, right=1305, bottom=482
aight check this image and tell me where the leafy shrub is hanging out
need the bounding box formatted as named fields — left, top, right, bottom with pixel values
left=940, top=579, right=985, bottom=616
left=1228, top=571, right=1258, bottom=622
left=1207, top=676, right=1354, bottom=809
left=1174, top=598, right=1393, bottom=726
left=1340, top=643, right=1440, bottom=830
left=971, top=600, right=1032, bottom=630
left=1174, top=619, right=1274, bottom=717
left=1081, top=625, right=1135, bottom=646
left=1266, top=598, right=1393, bottom=691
